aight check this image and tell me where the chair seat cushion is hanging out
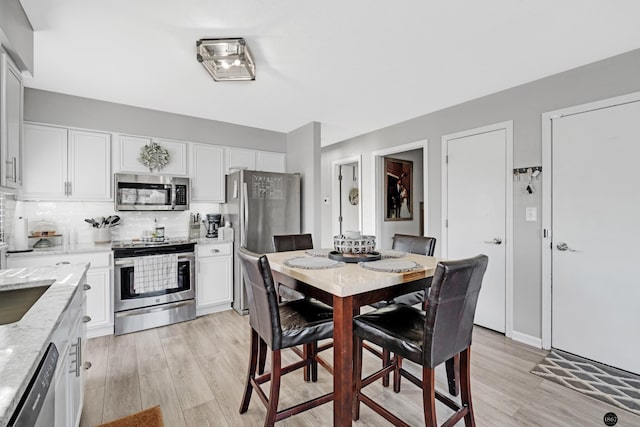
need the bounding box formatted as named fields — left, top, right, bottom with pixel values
left=369, top=289, right=427, bottom=309
left=354, top=304, right=424, bottom=364
left=279, top=298, right=334, bottom=348
left=278, top=284, right=306, bottom=301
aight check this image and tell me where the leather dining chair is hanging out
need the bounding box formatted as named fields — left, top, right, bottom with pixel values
left=272, top=233, right=334, bottom=381
left=272, top=233, right=314, bottom=301
left=237, top=247, right=334, bottom=426
left=352, top=254, right=489, bottom=427
left=365, top=234, right=437, bottom=387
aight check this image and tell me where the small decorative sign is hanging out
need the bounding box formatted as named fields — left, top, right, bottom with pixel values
left=139, top=141, right=170, bottom=172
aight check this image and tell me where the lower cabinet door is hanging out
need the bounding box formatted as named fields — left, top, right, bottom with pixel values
left=197, top=256, right=232, bottom=311
left=85, top=268, right=112, bottom=334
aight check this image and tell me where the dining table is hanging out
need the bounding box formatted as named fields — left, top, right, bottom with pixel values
left=265, top=249, right=439, bottom=426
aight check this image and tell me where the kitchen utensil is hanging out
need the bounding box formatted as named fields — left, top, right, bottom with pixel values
left=84, top=218, right=98, bottom=228
left=108, top=216, right=121, bottom=227
left=96, top=216, right=105, bottom=228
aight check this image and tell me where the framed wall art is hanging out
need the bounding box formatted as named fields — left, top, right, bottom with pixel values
left=384, top=157, right=413, bottom=221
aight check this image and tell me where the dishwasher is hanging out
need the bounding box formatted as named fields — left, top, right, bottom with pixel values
left=8, top=343, right=58, bottom=426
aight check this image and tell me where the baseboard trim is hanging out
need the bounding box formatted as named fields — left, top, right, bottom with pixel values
left=87, top=324, right=114, bottom=338
left=511, top=330, right=542, bottom=348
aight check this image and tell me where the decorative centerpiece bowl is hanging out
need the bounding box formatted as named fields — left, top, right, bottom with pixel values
left=333, top=234, right=376, bottom=254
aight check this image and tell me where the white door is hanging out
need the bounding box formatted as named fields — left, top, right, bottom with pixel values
left=551, top=99, right=640, bottom=373
left=443, top=122, right=512, bottom=333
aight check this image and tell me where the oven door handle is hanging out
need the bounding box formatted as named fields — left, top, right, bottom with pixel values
left=115, top=255, right=194, bottom=266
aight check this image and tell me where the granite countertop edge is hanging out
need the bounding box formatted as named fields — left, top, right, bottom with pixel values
left=0, top=263, right=90, bottom=427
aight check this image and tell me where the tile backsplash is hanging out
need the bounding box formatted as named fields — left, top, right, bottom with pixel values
left=2, top=198, right=222, bottom=248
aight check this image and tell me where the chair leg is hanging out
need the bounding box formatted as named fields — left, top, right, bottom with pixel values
left=309, top=341, right=319, bottom=382
left=382, top=348, right=391, bottom=387
left=445, top=354, right=460, bottom=396
left=240, top=329, right=259, bottom=414
left=352, top=337, right=364, bottom=421
left=258, top=337, right=268, bottom=375
left=393, top=356, right=403, bottom=393
left=460, top=347, right=476, bottom=427
left=265, top=349, right=282, bottom=427
left=302, top=343, right=311, bottom=381
left=422, top=366, right=438, bottom=427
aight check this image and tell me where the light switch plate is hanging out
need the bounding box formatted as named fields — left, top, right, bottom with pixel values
left=526, top=207, right=537, bottom=222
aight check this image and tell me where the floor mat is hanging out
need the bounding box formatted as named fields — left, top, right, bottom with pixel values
left=531, top=350, right=640, bottom=416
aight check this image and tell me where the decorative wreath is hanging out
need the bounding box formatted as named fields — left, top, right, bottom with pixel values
left=139, top=141, right=170, bottom=172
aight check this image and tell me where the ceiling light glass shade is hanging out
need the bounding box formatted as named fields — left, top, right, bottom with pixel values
left=196, top=38, right=256, bottom=81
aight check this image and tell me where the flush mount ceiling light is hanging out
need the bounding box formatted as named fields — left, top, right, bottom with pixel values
left=196, top=38, right=256, bottom=81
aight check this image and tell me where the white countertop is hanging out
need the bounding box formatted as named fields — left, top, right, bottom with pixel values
left=0, top=263, right=90, bottom=426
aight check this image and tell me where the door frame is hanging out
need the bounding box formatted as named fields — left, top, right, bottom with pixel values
left=441, top=121, right=514, bottom=338
left=541, top=90, right=640, bottom=350
left=331, top=155, right=362, bottom=238
left=372, top=140, right=428, bottom=241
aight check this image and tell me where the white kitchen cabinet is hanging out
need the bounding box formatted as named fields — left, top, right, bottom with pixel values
left=196, top=241, right=232, bottom=316
left=225, top=147, right=286, bottom=173
left=190, top=143, right=225, bottom=202
left=116, top=134, right=187, bottom=175
left=257, top=151, right=286, bottom=172
left=22, top=123, right=111, bottom=200
left=225, top=147, right=256, bottom=173
left=0, top=48, right=23, bottom=189
left=7, top=251, right=114, bottom=337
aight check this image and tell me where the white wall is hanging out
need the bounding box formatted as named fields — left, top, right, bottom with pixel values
left=321, top=48, right=640, bottom=339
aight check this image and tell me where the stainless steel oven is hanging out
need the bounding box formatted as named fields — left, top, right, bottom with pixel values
left=113, top=242, right=195, bottom=335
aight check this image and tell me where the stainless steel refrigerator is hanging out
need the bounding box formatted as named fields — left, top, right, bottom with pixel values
left=224, top=170, right=301, bottom=314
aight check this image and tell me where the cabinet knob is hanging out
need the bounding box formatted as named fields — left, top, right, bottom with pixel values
left=56, top=261, right=71, bottom=265
left=83, top=284, right=92, bottom=291
left=83, top=316, right=92, bottom=323
left=211, top=249, right=220, bottom=254
left=84, top=361, right=92, bottom=370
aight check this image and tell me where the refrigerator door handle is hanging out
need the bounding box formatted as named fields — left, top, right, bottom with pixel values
left=242, top=182, right=249, bottom=247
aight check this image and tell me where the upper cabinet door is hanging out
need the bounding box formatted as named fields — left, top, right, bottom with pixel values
left=191, top=143, right=225, bottom=202
left=257, top=151, right=286, bottom=173
left=68, top=130, right=111, bottom=200
left=225, top=147, right=256, bottom=173
left=22, top=124, right=68, bottom=198
left=116, top=135, right=187, bottom=175
left=1, top=50, right=23, bottom=188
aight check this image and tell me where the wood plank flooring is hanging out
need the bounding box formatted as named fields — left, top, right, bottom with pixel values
left=81, top=310, right=640, bottom=426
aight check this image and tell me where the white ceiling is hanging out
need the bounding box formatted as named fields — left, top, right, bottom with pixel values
left=18, top=0, right=640, bottom=146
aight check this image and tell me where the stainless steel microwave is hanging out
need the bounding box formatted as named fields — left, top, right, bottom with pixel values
left=114, top=173, right=190, bottom=211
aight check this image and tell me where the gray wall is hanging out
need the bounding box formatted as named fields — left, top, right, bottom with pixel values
left=287, top=122, right=321, bottom=243
left=25, top=88, right=286, bottom=151
left=0, top=0, right=33, bottom=73
left=321, top=48, right=640, bottom=340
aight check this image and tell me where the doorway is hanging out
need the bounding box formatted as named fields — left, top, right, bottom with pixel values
left=542, top=92, right=640, bottom=374
left=442, top=121, right=513, bottom=335
left=372, top=140, right=427, bottom=250
left=331, top=156, right=362, bottom=238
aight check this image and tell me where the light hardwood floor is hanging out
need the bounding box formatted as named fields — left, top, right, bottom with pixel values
left=81, top=310, right=640, bottom=426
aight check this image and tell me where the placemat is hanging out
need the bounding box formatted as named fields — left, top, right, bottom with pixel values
left=379, top=249, right=407, bottom=258
left=305, top=248, right=332, bottom=257
left=284, top=256, right=344, bottom=269
left=359, top=259, right=422, bottom=273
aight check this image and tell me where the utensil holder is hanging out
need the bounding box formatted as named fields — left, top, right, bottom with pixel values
left=93, top=228, right=111, bottom=244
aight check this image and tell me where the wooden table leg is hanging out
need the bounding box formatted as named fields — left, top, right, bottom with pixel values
left=333, top=295, right=354, bottom=427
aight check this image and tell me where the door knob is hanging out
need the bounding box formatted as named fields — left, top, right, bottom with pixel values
left=556, top=242, right=577, bottom=252
left=484, top=237, right=502, bottom=245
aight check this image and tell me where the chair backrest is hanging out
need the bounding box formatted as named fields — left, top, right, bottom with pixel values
left=391, top=234, right=436, bottom=256
left=273, top=233, right=314, bottom=252
left=423, top=254, right=488, bottom=368
left=237, top=247, right=284, bottom=350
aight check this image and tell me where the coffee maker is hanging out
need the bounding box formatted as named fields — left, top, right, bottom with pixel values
left=205, top=214, right=221, bottom=238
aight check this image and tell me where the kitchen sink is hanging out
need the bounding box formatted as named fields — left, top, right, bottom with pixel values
left=0, top=281, right=56, bottom=325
